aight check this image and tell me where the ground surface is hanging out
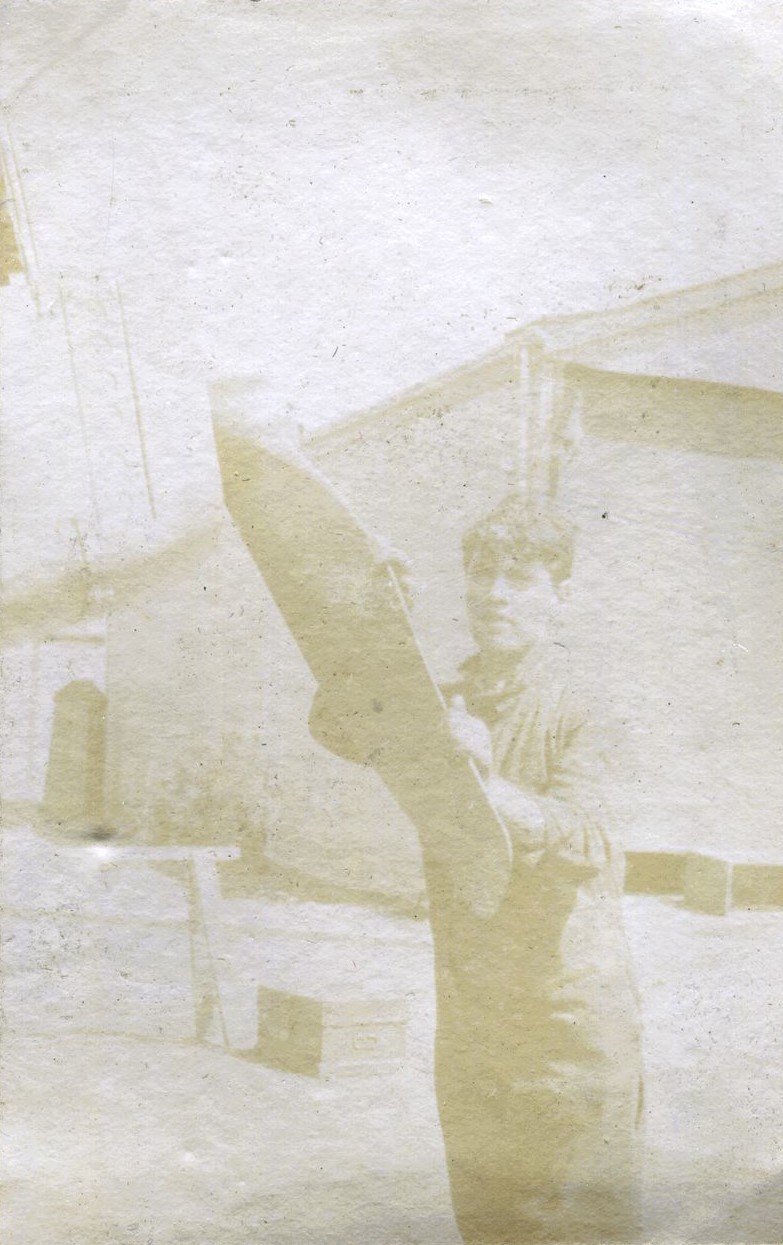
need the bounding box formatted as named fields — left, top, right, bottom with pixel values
left=2, top=827, right=783, bottom=1244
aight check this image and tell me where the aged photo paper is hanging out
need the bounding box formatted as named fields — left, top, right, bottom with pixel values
left=2, top=3, right=783, bottom=1242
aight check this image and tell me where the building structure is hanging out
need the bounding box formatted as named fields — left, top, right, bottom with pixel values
left=3, top=260, right=783, bottom=905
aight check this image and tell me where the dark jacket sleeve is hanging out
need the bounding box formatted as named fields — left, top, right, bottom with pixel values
left=538, top=708, right=618, bottom=877
left=499, top=693, right=621, bottom=883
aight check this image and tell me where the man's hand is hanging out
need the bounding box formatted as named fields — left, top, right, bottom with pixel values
left=448, top=695, right=494, bottom=775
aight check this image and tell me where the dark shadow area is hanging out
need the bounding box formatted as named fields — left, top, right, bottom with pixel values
left=42, top=679, right=106, bottom=827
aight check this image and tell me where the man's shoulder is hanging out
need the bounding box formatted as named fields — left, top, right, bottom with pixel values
left=444, top=645, right=587, bottom=731
left=522, top=642, right=580, bottom=708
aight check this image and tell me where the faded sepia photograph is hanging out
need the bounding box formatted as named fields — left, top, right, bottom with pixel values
left=2, top=3, right=783, bottom=1242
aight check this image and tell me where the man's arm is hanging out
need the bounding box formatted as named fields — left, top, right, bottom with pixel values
left=449, top=693, right=616, bottom=880
left=505, top=708, right=616, bottom=879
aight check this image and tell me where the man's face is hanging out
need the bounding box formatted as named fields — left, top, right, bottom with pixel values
left=465, top=554, right=563, bottom=656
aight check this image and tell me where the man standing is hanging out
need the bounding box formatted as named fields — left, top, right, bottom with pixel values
left=211, top=406, right=643, bottom=1244
left=431, top=495, right=644, bottom=1244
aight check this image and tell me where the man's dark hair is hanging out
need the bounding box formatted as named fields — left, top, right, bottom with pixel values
left=462, top=494, right=574, bottom=585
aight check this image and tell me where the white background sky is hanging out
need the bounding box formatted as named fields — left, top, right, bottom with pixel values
left=2, top=0, right=782, bottom=581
